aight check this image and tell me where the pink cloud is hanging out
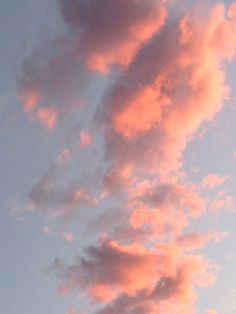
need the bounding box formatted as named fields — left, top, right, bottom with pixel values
left=18, top=88, right=39, bottom=113
left=18, top=37, right=95, bottom=128
left=61, top=0, right=167, bottom=73
left=18, top=1, right=236, bottom=313
left=67, top=307, right=76, bottom=314
left=177, top=231, right=229, bottom=251
left=50, top=238, right=218, bottom=314
left=98, top=2, right=236, bottom=179
left=210, top=193, right=234, bottom=213
left=79, top=131, right=92, bottom=147
left=62, top=232, right=74, bottom=242
left=56, top=148, right=71, bottom=165
left=228, top=2, right=236, bottom=25
left=128, top=180, right=205, bottom=240
left=67, top=307, right=88, bottom=314
left=206, top=309, right=219, bottom=314
left=202, top=174, right=229, bottom=189
left=36, top=107, right=58, bottom=130
left=42, top=225, right=74, bottom=243
left=18, top=0, right=167, bottom=129
left=58, top=283, right=71, bottom=297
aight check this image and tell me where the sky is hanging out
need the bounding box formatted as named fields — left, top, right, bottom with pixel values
left=1, top=0, right=236, bottom=313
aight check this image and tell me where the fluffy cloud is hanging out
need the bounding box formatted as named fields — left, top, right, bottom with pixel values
left=18, top=0, right=167, bottom=129
left=18, top=1, right=236, bottom=313
left=202, top=174, right=229, bottom=189
left=99, top=2, right=236, bottom=178
left=60, top=0, right=167, bottom=72
left=50, top=239, right=216, bottom=313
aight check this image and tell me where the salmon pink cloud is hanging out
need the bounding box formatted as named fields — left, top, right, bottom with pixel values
left=67, top=307, right=89, bottom=314
left=202, top=173, right=229, bottom=189
left=18, top=0, right=167, bottom=128
left=228, top=2, right=236, bottom=24
left=210, top=192, right=234, bottom=213
left=18, top=88, right=39, bottom=113
left=36, top=107, right=58, bottom=130
left=17, top=1, right=236, bottom=313
left=50, top=236, right=219, bottom=314
left=79, top=131, right=92, bottom=147
left=177, top=231, right=229, bottom=251
left=99, top=1, right=236, bottom=177
left=206, top=309, right=219, bottom=314
left=67, top=307, right=75, bottom=314
left=18, top=37, right=96, bottom=128
left=60, top=0, right=167, bottom=72
left=42, top=225, right=74, bottom=242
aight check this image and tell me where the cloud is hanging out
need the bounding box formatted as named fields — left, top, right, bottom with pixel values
left=67, top=306, right=76, bottom=314
left=126, top=178, right=207, bottom=244
left=18, top=0, right=167, bottom=129
left=202, top=174, right=229, bottom=189
left=36, top=107, right=58, bottom=130
left=210, top=191, right=234, bottom=213
left=29, top=148, right=96, bottom=217
left=60, top=0, right=167, bottom=73
left=80, top=131, right=93, bottom=148
left=97, top=2, right=236, bottom=179
left=51, top=239, right=175, bottom=300
left=67, top=306, right=87, bottom=314
left=42, top=225, right=74, bottom=242
left=95, top=249, right=216, bottom=314
left=177, top=231, right=229, bottom=251
left=18, top=1, right=236, bottom=313
left=206, top=309, right=219, bottom=314
left=18, top=35, right=98, bottom=129
left=49, top=238, right=217, bottom=313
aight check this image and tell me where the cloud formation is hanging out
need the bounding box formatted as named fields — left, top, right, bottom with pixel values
left=99, top=1, right=236, bottom=178
left=202, top=174, right=229, bottom=189
left=18, top=1, right=236, bottom=313
left=18, top=0, right=167, bottom=129
left=50, top=239, right=217, bottom=313
left=60, top=0, right=167, bottom=73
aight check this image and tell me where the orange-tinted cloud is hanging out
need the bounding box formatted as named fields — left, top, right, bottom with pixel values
left=36, top=107, right=58, bottom=130
left=18, top=0, right=167, bottom=128
left=202, top=174, right=229, bottom=189
left=19, top=1, right=236, bottom=313
left=128, top=180, right=205, bottom=240
left=206, top=309, right=219, bottom=314
left=18, top=88, right=39, bottom=113
left=50, top=237, right=218, bottom=314
left=60, top=0, right=167, bottom=73
left=177, top=231, right=229, bottom=251
left=18, top=37, right=95, bottom=129
left=99, top=2, right=236, bottom=178
left=42, top=225, right=74, bottom=242
left=79, top=131, right=92, bottom=147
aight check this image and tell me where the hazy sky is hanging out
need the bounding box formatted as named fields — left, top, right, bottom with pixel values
left=1, top=1, right=236, bottom=313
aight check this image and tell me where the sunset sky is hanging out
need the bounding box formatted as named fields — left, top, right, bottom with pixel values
left=1, top=0, right=236, bottom=313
